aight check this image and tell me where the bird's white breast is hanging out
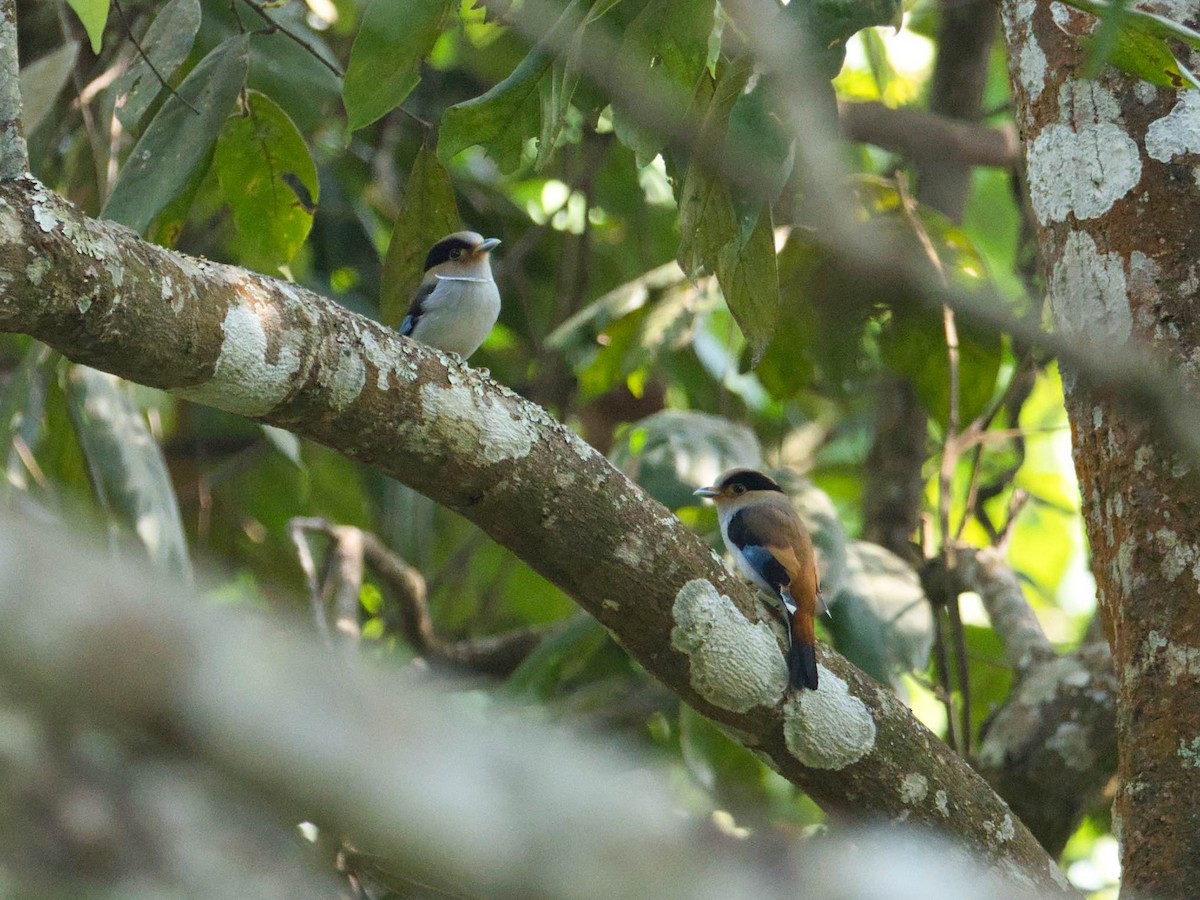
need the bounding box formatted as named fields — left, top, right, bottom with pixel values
left=412, top=276, right=501, bottom=358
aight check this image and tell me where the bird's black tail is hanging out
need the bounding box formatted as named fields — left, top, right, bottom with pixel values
left=787, top=640, right=818, bottom=691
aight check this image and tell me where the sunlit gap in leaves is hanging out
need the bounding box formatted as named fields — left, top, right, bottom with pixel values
left=837, top=15, right=936, bottom=107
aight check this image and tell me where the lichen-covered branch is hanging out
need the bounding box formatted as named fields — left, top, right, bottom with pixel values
left=0, top=178, right=1071, bottom=893
left=957, top=546, right=1055, bottom=674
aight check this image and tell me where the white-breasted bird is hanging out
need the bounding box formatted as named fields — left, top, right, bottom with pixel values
left=400, top=231, right=502, bottom=359
left=694, top=468, right=822, bottom=690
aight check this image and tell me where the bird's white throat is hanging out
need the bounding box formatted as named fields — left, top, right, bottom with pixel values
left=434, top=275, right=492, bottom=283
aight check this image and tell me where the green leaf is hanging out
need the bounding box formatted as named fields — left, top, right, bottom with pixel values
left=214, top=90, right=320, bottom=272
left=113, top=0, right=202, bottom=131
left=611, top=0, right=714, bottom=164
left=261, top=424, right=305, bottom=468
left=0, top=344, right=52, bottom=495
left=881, top=304, right=1002, bottom=430
left=67, top=0, right=108, bottom=54
left=379, top=145, right=462, bottom=326
left=20, top=41, right=80, bottom=136
left=609, top=410, right=762, bottom=509
left=343, top=0, right=455, bottom=133
left=505, top=614, right=608, bottom=699
left=536, top=0, right=620, bottom=170
left=439, top=0, right=584, bottom=172
left=1081, top=24, right=1200, bottom=89
left=65, top=366, right=191, bottom=580
left=715, top=206, right=779, bottom=367
left=726, top=75, right=795, bottom=206
left=103, top=35, right=250, bottom=234
left=827, top=541, right=932, bottom=689
left=1063, top=0, right=1200, bottom=55
left=679, top=704, right=773, bottom=812
left=676, top=60, right=750, bottom=279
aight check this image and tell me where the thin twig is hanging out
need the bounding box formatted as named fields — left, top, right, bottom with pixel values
left=288, top=516, right=335, bottom=648
left=897, top=173, right=972, bottom=756
left=112, top=0, right=201, bottom=115
left=240, top=0, right=344, bottom=78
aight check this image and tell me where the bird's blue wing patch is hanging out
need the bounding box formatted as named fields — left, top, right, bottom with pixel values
left=400, top=280, right=436, bottom=337
left=735, top=540, right=790, bottom=600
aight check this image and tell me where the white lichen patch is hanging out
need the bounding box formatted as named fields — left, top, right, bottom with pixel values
left=0, top=199, right=21, bottom=243
left=359, top=328, right=418, bottom=390
left=418, top=382, right=536, bottom=464
left=1002, top=0, right=1048, bottom=103
left=25, top=256, right=50, bottom=287
left=1155, top=528, right=1199, bottom=583
left=935, top=789, right=949, bottom=817
left=670, top=579, right=788, bottom=712
left=1146, top=90, right=1200, bottom=162
left=613, top=535, right=643, bottom=568
left=982, top=813, right=1016, bottom=843
left=61, top=217, right=118, bottom=260
left=172, top=299, right=308, bottom=416
left=324, top=338, right=367, bottom=412
left=32, top=200, right=59, bottom=233
left=783, top=668, right=876, bottom=769
left=1049, top=231, right=1131, bottom=344
left=899, top=773, right=929, bottom=804
left=1178, top=736, right=1200, bottom=768
left=1027, top=83, right=1141, bottom=224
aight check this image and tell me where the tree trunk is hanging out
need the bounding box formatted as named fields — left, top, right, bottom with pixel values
left=1002, top=1, right=1200, bottom=894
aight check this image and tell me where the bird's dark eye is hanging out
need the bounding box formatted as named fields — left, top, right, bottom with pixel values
left=732, top=484, right=746, bottom=495
left=449, top=248, right=463, bottom=259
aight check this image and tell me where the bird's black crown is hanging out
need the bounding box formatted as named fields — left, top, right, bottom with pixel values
left=718, top=468, right=785, bottom=494
left=424, top=235, right=478, bottom=271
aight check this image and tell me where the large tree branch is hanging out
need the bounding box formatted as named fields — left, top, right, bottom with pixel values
left=0, top=177, right=1071, bottom=893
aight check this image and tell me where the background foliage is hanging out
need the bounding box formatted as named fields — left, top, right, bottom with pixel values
left=10, top=0, right=1146, bottom=894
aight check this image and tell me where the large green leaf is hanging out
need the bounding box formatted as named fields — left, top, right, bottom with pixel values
left=343, top=0, right=455, bottom=133
left=19, top=41, right=79, bottom=136
left=65, top=366, right=191, bottom=580
left=676, top=61, right=750, bottom=279
left=715, top=206, right=779, bottom=367
left=439, top=0, right=584, bottom=172
left=379, top=145, right=462, bottom=326
left=66, top=0, right=108, bottom=54
left=674, top=58, right=782, bottom=364
left=536, top=0, right=622, bottom=170
left=611, top=0, right=715, bottom=164
left=103, top=35, right=250, bottom=234
left=113, top=0, right=202, bottom=131
left=1081, top=25, right=1200, bottom=88
left=214, top=90, right=320, bottom=273
left=827, top=541, right=932, bottom=689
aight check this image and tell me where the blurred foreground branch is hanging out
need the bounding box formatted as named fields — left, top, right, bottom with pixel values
left=0, top=517, right=1058, bottom=898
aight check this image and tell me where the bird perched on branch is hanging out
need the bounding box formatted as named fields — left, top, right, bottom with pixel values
left=400, top=231, right=502, bottom=359
left=694, top=468, right=822, bottom=690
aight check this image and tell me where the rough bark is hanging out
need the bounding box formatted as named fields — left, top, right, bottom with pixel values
left=0, top=176, right=1072, bottom=893
left=1001, top=0, right=1200, bottom=893
left=963, top=548, right=1118, bottom=858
